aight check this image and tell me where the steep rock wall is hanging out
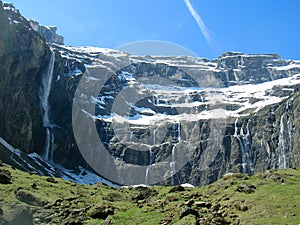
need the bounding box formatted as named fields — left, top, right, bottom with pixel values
left=0, top=2, right=50, bottom=154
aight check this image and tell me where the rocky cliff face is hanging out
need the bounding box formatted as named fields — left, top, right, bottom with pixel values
left=0, top=2, right=50, bottom=154
left=63, top=46, right=299, bottom=185
left=29, top=20, right=64, bottom=45
left=0, top=2, right=299, bottom=186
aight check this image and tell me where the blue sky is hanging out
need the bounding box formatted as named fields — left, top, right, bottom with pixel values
left=6, top=0, right=300, bottom=59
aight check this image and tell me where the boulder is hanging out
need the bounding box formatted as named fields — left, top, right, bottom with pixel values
left=46, top=177, right=58, bottom=183
left=88, top=205, right=114, bottom=220
left=133, top=186, right=158, bottom=202
left=236, top=183, right=256, bottom=194
left=179, top=206, right=199, bottom=219
left=15, top=189, right=45, bottom=206
left=194, top=201, right=212, bottom=209
left=0, top=169, right=12, bottom=184
left=168, top=185, right=185, bottom=193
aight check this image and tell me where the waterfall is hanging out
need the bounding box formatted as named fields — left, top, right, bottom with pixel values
left=145, top=167, right=150, bottom=185
left=145, top=147, right=155, bottom=185
left=243, top=121, right=254, bottom=174
left=278, top=115, right=287, bottom=169
left=149, top=146, right=154, bottom=164
left=234, top=119, right=254, bottom=174
left=103, top=122, right=109, bottom=144
left=234, top=121, right=247, bottom=174
left=153, top=129, right=156, bottom=146
left=225, top=72, right=229, bottom=83
left=170, top=145, right=176, bottom=185
left=185, top=92, right=190, bottom=104
left=177, top=122, right=181, bottom=143
left=40, top=50, right=55, bottom=127
left=130, top=131, right=133, bottom=143
left=153, top=94, right=161, bottom=106
left=121, top=147, right=126, bottom=160
left=234, top=119, right=239, bottom=136
left=39, top=49, right=55, bottom=161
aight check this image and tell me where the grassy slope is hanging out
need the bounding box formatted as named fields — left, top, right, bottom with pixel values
left=0, top=163, right=299, bottom=225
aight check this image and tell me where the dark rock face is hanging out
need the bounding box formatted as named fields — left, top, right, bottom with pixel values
left=0, top=2, right=49, bottom=154
left=0, top=2, right=86, bottom=175
left=51, top=45, right=300, bottom=186
left=60, top=48, right=300, bottom=186
left=0, top=2, right=300, bottom=186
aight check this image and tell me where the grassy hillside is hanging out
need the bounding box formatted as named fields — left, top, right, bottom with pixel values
left=0, top=162, right=299, bottom=225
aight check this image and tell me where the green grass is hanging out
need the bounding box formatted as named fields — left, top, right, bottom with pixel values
left=0, top=164, right=300, bottom=224
left=111, top=207, right=164, bottom=225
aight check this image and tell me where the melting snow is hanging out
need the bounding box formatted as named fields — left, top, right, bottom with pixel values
left=0, top=137, right=118, bottom=186
left=0, top=137, right=21, bottom=156
left=272, top=63, right=300, bottom=71
left=92, top=73, right=300, bottom=125
left=57, top=165, right=119, bottom=186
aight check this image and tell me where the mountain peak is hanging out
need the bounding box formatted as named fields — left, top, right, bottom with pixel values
left=29, top=20, right=64, bottom=45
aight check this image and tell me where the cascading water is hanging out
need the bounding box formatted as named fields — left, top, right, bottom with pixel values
left=169, top=122, right=182, bottom=185
left=233, top=119, right=254, bottom=175
left=145, top=167, right=150, bottom=185
left=39, top=49, right=55, bottom=161
left=145, top=146, right=155, bottom=184
left=185, top=92, right=191, bottom=104
left=145, top=122, right=182, bottom=185
left=149, top=146, right=154, bottom=164
left=278, top=115, right=287, bottom=169
left=153, top=128, right=156, bottom=146
left=177, top=122, right=181, bottom=143
left=234, top=119, right=239, bottom=137
left=170, top=145, right=176, bottom=185
left=130, top=131, right=133, bottom=143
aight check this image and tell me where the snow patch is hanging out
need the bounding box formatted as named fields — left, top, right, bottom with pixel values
left=180, top=183, right=195, bottom=188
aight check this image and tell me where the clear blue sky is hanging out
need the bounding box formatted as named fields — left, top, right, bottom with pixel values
left=6, top=0, right=300, bottom=59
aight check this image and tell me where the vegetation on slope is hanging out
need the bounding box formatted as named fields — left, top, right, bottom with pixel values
left=0, top=162, right=299, bottom=225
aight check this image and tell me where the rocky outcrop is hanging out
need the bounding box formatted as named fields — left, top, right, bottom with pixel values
left=29, top=20, right=64, bottom=45
left=0, top=169, right=11, bottom=184
left=0, top=1, right=86, bottom=168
